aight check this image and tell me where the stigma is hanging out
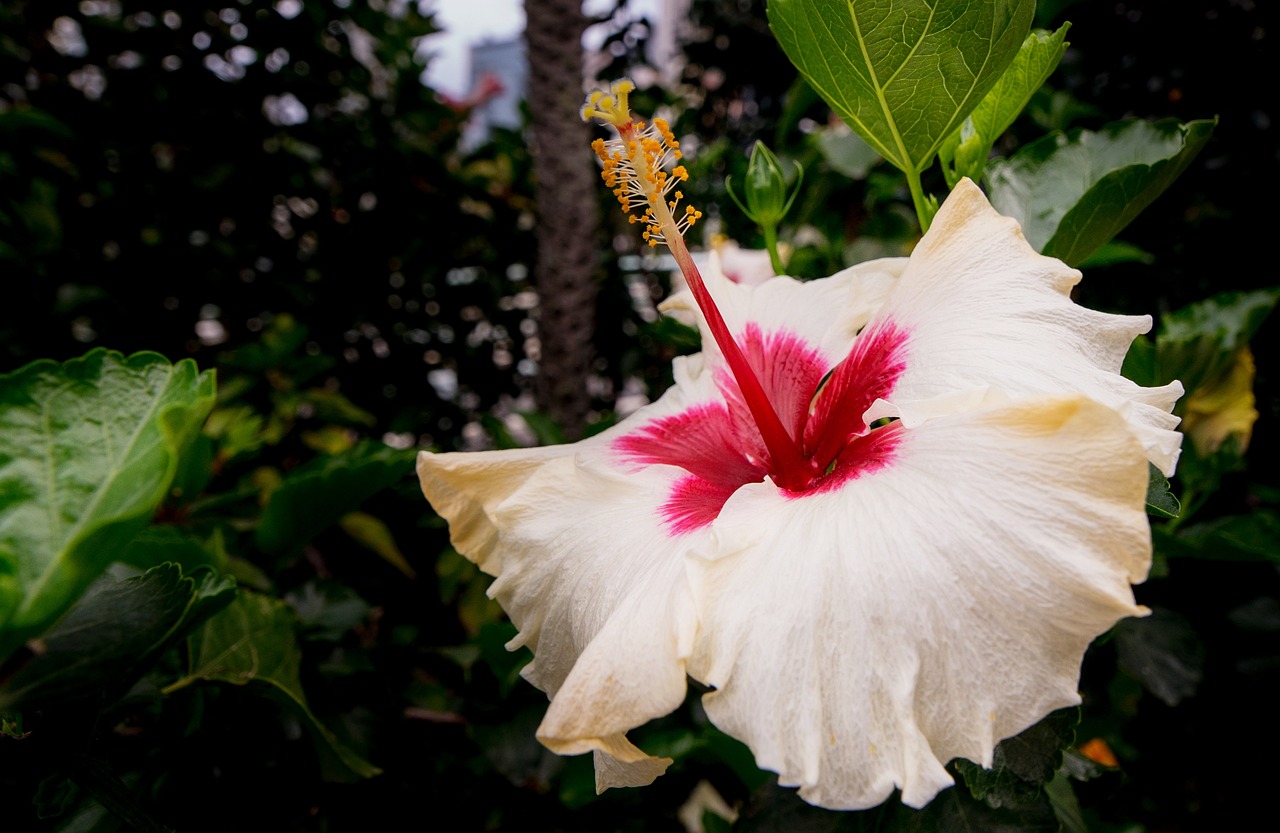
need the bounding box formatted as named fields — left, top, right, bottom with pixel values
left=582, top=80, right=703, bottom=249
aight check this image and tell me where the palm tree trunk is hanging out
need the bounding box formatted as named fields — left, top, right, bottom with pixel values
left=525, top=0, right=600, bottom=440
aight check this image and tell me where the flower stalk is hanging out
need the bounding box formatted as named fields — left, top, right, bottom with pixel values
left=725, top=141, right=801, bottom=275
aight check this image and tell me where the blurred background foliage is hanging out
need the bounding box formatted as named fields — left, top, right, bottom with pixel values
left=0, top=0, right=1276, bottom=831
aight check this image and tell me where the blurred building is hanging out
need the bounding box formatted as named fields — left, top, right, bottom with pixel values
left=457, top=0, right=691, bottom=147
left=460, top=37, right=527, bottom=149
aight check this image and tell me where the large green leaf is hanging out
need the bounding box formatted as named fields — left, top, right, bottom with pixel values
left=1152, top=287, right=1278, bottom=394
left=768, top=0, right=1035, bottom=174
left=166, top=591, right=380, bottom=780
left=986, top=118, right=1216, bottom=265
left=0, top=350, right=216, bottom=659
left=1154, top=511, right=1280, bottom=565
left=0, top=563, right=234, bottom=710
left=953, top=708, right=1078, bottom=810
left=939, top=25, right=1070, bottom=186
left=254, top=441, right=416, bottom=554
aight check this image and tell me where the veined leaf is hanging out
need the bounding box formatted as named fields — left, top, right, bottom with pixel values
left=254, top=441, right=415, bottom=554
left=940, top=24, right=1070, bottom=186
left=987, top=118, right=1216, bottom=265
left=768, top=0, right=1035, bottom=174
left=0, top=563, right=234, bottom=710
left=1124, top=287, right=1278, bottom=398
left=117, top=526, right=223, bottom=575
left=1145, top=464, right=1181, bottom=519
left=1157, top=288, right=1280, bottom=394
left=0, top=350, right=215, bottom=660
left=954, top=708, right=1079, bottom=809
left=166, top=591, right=381, bottom=780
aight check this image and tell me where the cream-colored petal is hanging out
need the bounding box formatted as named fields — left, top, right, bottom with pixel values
left=418, top=373, right=723, bottom=787
left=687, top=395, right=1151, bottom=810
left=418, top=444, right=567, bottom=577
left=591, top=735, right=673, bottom=791
left=866, top=179, right=1183, bottom=475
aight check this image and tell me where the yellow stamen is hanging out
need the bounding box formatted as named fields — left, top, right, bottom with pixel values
left=580, top=79, right=635, bottom=126
left=581, top=78, right=701, bottom=252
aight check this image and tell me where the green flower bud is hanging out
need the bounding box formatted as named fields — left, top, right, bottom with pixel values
left=727, top=141, right=802, bottom=226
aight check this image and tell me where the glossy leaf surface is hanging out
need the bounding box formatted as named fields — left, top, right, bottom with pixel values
left=168, top=591, right=381, bottom=780
left=0, top=563, right=233, bottom=710
left=254, top=442, right=416, bottom=554
left=987, top=118, right=1215, bottom=265
left=768, top=0, right=1035, bottom=173
left=0, top=350, right=215, bottom=659
left=939, top=25, right=1070, bottom=185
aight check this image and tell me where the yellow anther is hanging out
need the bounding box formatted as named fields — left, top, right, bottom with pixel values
left=580, top=78, right=636, bottom=126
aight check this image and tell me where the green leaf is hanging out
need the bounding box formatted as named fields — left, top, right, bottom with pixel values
left=339, top=510, right=416, bottom=578
left=1153, top=287, right=1279, bottom=393
left=986, top=118, right=1216, bottom=266
left=768, top=0, right=1035, bottom=174
left=34, top=773, right=80, bottom=820
left=814, top=123, right=882, bottom=180
left=939, top=25, right=1070, bottom=186
left=117, top=526, right=223, bottom=575
left=1044, top=773, right=1088, bottom=833
left=0, top=564, right=234, bottom=710
left=954, top=707, right=1079, bottom=809
left=1075, top=240, right=1154, bottom=269
left=1144, top=464, right=1180, bottom=519
left=60, top=757, right=172, bottom=833
left=0, top=350, right=216, bottom=659
left=166, top=591, right=381, bottom=780
left=298, top=387, right=376, bottom=427
left=254, top=441, right=415, bottom=554
left=203, top=405, right=265, bottom=463
left=732, top=775, right=1059, bottom=832
left=286, top=580, right=372, bottom=642
left=1155, top=511, right=1280, bottom=565
left=1114, top=607, right=1204, bottom=707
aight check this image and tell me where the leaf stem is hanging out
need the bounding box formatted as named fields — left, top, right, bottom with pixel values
left=906, top=169, right=933, bottom=233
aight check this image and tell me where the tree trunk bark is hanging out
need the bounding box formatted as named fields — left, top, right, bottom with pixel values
left=525, top=0, right=601, bottom=440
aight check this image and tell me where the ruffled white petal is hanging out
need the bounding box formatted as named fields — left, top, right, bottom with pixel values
left=418, top=367, right=729, bottom=789
left=864, top=179, right=1183, bottom=475
left=687, top=395, right=1151, bottom=810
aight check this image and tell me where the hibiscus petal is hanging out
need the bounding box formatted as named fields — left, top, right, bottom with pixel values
left=686, top=395, right=1151, bottom=810
left=860, top=179, right=1183, bottom=475
left=418, top=373, right=726, bottom=787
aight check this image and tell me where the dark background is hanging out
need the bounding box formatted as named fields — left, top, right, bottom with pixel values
left=1, top=1, right=1276, bottom=830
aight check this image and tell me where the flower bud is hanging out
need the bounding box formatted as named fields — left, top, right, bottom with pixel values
left=728, top=141, right=801, bottom=226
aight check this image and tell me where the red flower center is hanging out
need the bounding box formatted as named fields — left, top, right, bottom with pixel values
left=615, top=321, right=908, bottom=533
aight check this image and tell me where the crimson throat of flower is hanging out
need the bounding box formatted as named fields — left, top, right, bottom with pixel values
left=582, top=79, right=904, bottom=494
